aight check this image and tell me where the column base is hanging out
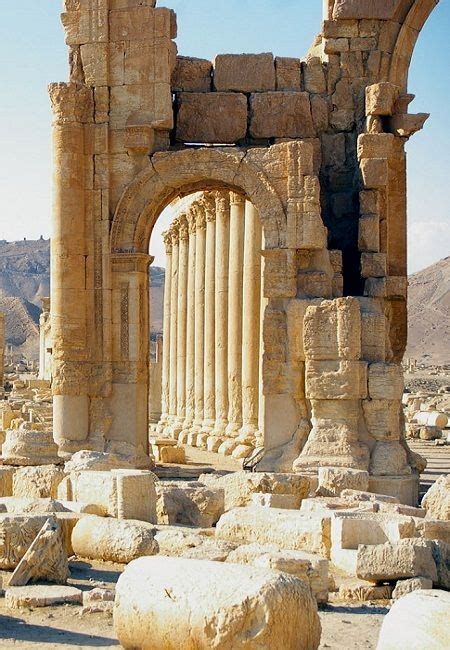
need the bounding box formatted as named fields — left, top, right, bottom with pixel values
left=212, top=420, right=229, bottom=439
left=237, top=424, right=258, bottom=446
left=225, top=422, right=242, bottom=438
left=218, top=439, right=239, bottom=456
left=196, top=433, right=209, bottom=449
left=206, top=436, right=224, bottom=452
left=369, top=473, right=419, bottom=507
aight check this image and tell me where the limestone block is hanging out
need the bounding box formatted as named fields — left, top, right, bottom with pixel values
left=419, top=425, right=441, bottom=440
left=154, top=525, right=236, bottom=560
left=303, top=298, right=361, bottom=361
left=368, top=363, right=403, bottom=400
left=172, top=56, right=212, bottom=92
left=324, top=38, right=349, bottom=54
left=262, top=250, right=297, bottom=298
left=71, top=515, right=158, bottom=563
left=176, top=92, right=247, bottom=144
left=0, top=467, right=14, bottom=497
left=362, top=400, right=400, bottom=440
left=216, top=507, right=331, bottom=558
left=114, top=556, right=321, bottom=650
left=305, top=360, right=367, bottom=399
left=61, top=11, right=108, bottom=46
left=370, top=441, right=411, bottom=476
left=249, top=92, right=315, bottom=139
left=365, top=82, right=399, bottom=116
left=199, top=471, right=311, bottom=511
left=156, top=482, right=224, bottom=527
left=303, top=57, right=326, bottom=94
left=377, top=590, right=450, bottom=650
left=389, top=113, right=429, bottom=138
left=369, top=475, right=419, bottom=508
left=12, top=466, right=66, bottom=500
left=358, top=215, right=380, bottom=252
left=358, top=133, right=395, bottom=160
left=415, top=519, right=450, bottom=545
left=360, top=158, right=388, bottom=188
left=82, top=586, right=115, bottom=614
left=286, top=203, right=327, bottom=251
left=214, top=53, right=275, bottom=92
left=333, top=0, right=404, bottom=20
left=356, top=539, right=438, bottom=582
left=109, top=6, right=173, bottom=42
left=361, top=252, right=387, bottom=278
left=317, top=467, right=369, bottom=497
left=227, top=542, right=328, bottom=603
left=2, top=425, right=61, bottom=466
left=430, top=540, right=450, bottom=590
left=251, top=493, right=299, bottom=510
left=422, top=475, right=450, bottom=521
left=5, top=585, right=83, bottom=609
left=337, top=581, right=393, bottom=602
left=0, top=515, right=49, bottom=569
left=66, top=471, right=117, bottom=516
left=360, top=309, right=386, bottom=362
left=159, top=445, right=186, bottom=463
left=392, top=576, right=433, bottom=599
left=275, top=57, right=301, bottom=91
left=9, top=518, right=69, bottom=587
left=64, top=450, right=134, bottom=472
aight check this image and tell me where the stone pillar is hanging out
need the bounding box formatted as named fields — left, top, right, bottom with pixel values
left=239, top=201, right=262, bottom=445
left=149, top=336, right=163, bottom=427
left=0, top=313, right=4, bottom=396
left=158, top=231, right=173, bottom=433
left=48, top=82, right=92, bottom=456
left=166, top=222, right=179, bottom=436
left=202, top=198, right=217, bottom=443
left=191, top=201, right=207, bottom=445
left=173, top=215, right=189, bottom=438
left=212, top=193, right=230, bottom=442
left=181, top=209, right=197, bottom=443
left=226, top=193, right=245, bottom=437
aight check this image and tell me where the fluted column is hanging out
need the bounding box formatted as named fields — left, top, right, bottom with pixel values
left=226, top=193, right=245, bottom=437
left=166, top=222, right=179, bottom=436
left=202, top=196, right=217, bottom=440
left=173, top=214, right=189, bottom=438
left=180, top=208, right=197, bottom=443
left=212, top=192, right=230, bottom=441
left=239, top=201, right=262, bottom=444
left=158, top=230, right=173, bottom=433
left=191, top=201, right=207, bottom=445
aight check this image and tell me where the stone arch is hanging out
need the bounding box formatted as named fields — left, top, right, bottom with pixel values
left=389, top=0, right=440, bottom=90
left=111, top=147, right=286, bottom=255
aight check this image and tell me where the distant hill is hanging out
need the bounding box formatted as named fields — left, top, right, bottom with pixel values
left=406, top=256, right=450, bottom=366
left=0, top=239, right=165, bottom=359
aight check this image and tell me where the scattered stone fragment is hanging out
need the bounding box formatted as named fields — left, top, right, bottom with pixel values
left=114, top=556, right=321, bottom=650
left=12, top=465, right=66, bottom=499
left=9, top=517, right=69, bottom=587
left=317, top=467, right=369, bottom=497
left=356, top=539, right=438, bottom=583
left=422, top=475, right=450, bottom=521
left=156, top=481, right=224, bottom=527
left=392, top=576, right=433, bottom=599
left=5, top=585, right=83, bottom=609
left=377, top=590, right=450, bottom=650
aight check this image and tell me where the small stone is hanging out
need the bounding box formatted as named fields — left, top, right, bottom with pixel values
left=392, top=577, right=433, bottom=599
left=5, top=585, right=83, bottom=609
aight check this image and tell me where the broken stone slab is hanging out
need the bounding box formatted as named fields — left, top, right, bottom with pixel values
left=175, top=92, right=247, bottom=144
left=156, top=481, right=224, bottom=528
left=64, top=450, right=135, bottom=472
left=377, top=589, right=450, bottom=650
left=114, top=556, right=321, bottom=650
left=251, top=493, right=299, bottom=509
left=5, top=585, right=83, bottom=609
left=331, top=511, right=417, bottom=554
left=12, top=465, right=66, bottom=499
left=226, top=542, right=329, bottom=604
left=199, top=471, right=310, bottom=511
left=0, top=467, right=14, bottom=497
left=300, top=496, right=377, bottom=515
left=430, top=540, right=450, bottom=590
left=0, top=514, right=49, bottom=570
left=340, top=489, right=400, bottom=504
left=0, top=497, right=104, bottom=516
left=216, top=507, right=331, bottom=558
left=422, top=475, right=449, bottom=521
left=71, top=515, right=158, bottom=564
left=356, top=539, right=438, bottom=583
left=317, top=467, right=369, bottom=497
left=337, top=580, right=393, bottom=603
left=392, top=576, right=433, bottom=600
left=82, top=586, right=115, bottom=615
left=179, top=538, right=238, bottom=562
left=249, top=91, right=315, bottom=139
left=415, top=519, right=450, bottom=545
left=8, top=517, right=69, bottom=587
left=2, top=424, right=61, bottom=466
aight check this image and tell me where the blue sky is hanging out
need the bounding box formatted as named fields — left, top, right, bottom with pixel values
left=0, top=0, right=448, bottom=272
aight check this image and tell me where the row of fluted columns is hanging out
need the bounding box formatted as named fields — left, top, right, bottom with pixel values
left=157, top=191, right=263, bottom=458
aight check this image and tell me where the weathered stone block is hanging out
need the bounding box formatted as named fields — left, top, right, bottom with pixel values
left=156, top=481, right=224, bottom=527
left=363, top=399, right=400, bottom=441
left=262, top=250, right=297, bottom=299
left=422, top=475, right=450, bottom=522
left=333, top=0, right=403, bottom=20
left=0, top=467, right=14, bottom=497
left=361, top=252, right=387, bottom=278
left=275, top=57, right=301, bottom=91
left=366, top=82, right=400, bottom=116
left=356, top=539, right=437, bottom=582
left=250, top=92, right=315, bottom=139
left=317, top=467, right=369, bottom=497
left=214, top=53, right=275, bottom=92
left=172, top=56, right=212, bottom=92
left=114, top=557, right=321, bottom=650
left=176, top=92, right=247, bottom=144
left=303, top=298, right=361, bottom=361
left=358, top=215, right=380, bottom=252
left=360, top=158, right=388, bottom=188
left=305, top=360, right=367, bottom=400
left=368, top=363, right=403, bottom=400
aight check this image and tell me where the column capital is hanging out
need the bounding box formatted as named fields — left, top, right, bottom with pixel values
left=186, top=209, right=197, bottom=235
left=230, top=191, right=245, bottom=206
left=169, top=220, right=180, bottom=244
left=192, top=202, right=206, bottom=231
left=215, top=191, right=230, bottom=214
left=162, top=229, right=173, bottom=254
left=178, top=214, right=189, bottom=241
left=201, top=192, right=216, bottom=223
left=49, top=82, right=93, bottom=125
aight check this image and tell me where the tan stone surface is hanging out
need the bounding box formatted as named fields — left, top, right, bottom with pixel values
left=71, top=515, right=158, bottom=564
left=155, top=481, right=224, bottom=528
left=5, top=585, right=83, bottom=609
left=422, top=475, right=450, bottom=521
left=356, top=539, right=438, bottom=582
left=12, top=465, right=66, bottom=499
left=114, top=556, right=321, bottom=649
left=214, top=53, right=275, bottom=92
left=250, top=92, right=315, bottom=139
left=176, top=92, right=247, bottom=144
left=172, top=56, right=212, bottom=92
